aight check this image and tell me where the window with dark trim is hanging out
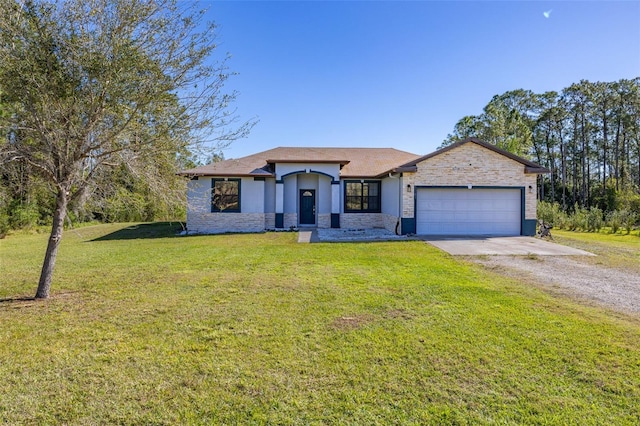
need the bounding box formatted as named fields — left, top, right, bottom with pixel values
left=212, top=178, right=241, bottom=212
left=344, top=180, right=381, bottom=213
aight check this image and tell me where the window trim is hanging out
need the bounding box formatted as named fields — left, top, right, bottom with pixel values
left=344, top=180, right=381, bottom=213
left=211, top=178, right=241, bottom=213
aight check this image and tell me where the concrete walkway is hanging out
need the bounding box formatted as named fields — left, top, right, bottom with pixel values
left=424, top=236, right=594, bottom=256
left=297, top=230, right=318, bottom=243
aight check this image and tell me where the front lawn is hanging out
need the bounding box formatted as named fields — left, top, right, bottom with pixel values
left=1, top=223, right=639, bottom=424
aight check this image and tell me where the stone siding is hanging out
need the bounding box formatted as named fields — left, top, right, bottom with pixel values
left=187, top=212, right=265, bottom=234
left=404, top=143, right=538, bottom=220
left=382, top=214, right=401, bottom=234
left=340, top=213, right=384, bottom=229
left=318, top=214, right=331, bottom=229
left=283, top=213, right=298, bottom=229
left=264, top=213, right=275, bottom=230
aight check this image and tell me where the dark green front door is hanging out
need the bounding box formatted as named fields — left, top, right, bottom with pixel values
left=299, top=189, right=316, bottom=225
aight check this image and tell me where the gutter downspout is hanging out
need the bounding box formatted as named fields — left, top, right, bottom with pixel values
left=388, top=172, right=402, bottom=235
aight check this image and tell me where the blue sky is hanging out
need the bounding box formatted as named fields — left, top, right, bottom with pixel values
left=203, top=1, right=640, bottom=159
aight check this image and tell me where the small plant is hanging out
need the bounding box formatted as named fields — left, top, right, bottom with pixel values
left=525, top=252, right=540, bottom=260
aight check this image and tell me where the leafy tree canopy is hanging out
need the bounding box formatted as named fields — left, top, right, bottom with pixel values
left=0, top=0, right=255, bottom=298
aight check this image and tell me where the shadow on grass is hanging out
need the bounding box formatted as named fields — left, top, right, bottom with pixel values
left=0, top=296, right=36, bottom=304
left=91, top=222, right=184, bottom=241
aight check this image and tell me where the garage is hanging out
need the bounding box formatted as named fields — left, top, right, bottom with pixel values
left=416, top=187, right=522, bottom=236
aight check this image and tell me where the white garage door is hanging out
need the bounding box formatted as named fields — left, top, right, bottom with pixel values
left=416, top=188, right=521, bottom=236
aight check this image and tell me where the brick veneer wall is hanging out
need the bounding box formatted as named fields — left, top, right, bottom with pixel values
left=283, top=213, right=297, bottom=229
left=264, top=213, right=275, bottom=230
left=339, top=213, right=399, bottom=232
left=382, top=214, right=401, bottom=234
left=187, top=212, right=266, bottom=234
left=318, top=214, right=331, bottom=229
left=403, top=143, right=538, bottom=220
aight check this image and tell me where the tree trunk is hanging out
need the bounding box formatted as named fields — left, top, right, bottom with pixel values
left=614, top=117, right=620, bottom=191
left=35, top=189, right=68, bottom=299
left=581, top=107, right=587, bottom=207
left=559, top=129, right=567, bottom=210
left=602, top=102, right=608, bottom=193
left=572, top=112, right=579, bottom=206
left=544, top=128, right=555, bottom=203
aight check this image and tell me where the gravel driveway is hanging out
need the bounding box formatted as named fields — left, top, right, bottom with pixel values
left=469, top=255, right=640, bottom=315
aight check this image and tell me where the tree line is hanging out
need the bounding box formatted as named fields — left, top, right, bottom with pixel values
left=0, top=0, right=247, bottom=236
left=443, top=79, right=640, bottom=218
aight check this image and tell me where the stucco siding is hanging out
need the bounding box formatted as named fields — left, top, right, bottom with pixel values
left=186, top=178, right=210, bottom=216
left=275, top=163, right=340, bottom=181
left=242, top=178, right=264, bottom=213
left=382, top=177, right=400, bottom=216
left=283, top=175, right=297, bottom=214
left=264, top=179, right=276, bottom=213
left=318, top=176, right=332, bottom=215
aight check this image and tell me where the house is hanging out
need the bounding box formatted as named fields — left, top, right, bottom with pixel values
left=178, top=138, right=549, bottom=236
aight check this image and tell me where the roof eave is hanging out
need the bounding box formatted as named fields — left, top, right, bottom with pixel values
left=392, top=166, right=417, bottom=174
left=177, top=172, right=275, bottom=178
left=267, top=159, right=350, bottom=166
left=340, top=174, right=385, bottom=179
left=525, top=166, right=551, bottom=174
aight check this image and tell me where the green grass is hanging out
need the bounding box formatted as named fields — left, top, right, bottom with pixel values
left=552, top=229, right=640, bottom=273
left=1, top=223, right=639, bottom=425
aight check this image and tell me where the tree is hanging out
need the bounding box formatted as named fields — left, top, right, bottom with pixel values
left=0, top=0, right=254, bottom=298
left=443, top=79, right=640, bottom=219
left=442, top=115, right=485, bottom=146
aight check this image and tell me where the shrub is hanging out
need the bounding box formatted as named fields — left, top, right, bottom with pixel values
left=586, top=206, right=604, bottom=232
left=101, top=189, right=148, bottom=223
left=606, top=210, right=622, bottom=234
left=568, top=204, right=587, bottom=231
left=537, top=201, right=567, bottom=228
left=619, top=209, right=637, bottom=235
left=8, top=201, right=40, bottom=230
left=0, top=210, right=9, bottom=237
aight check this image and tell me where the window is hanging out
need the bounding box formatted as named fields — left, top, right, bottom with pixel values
left=212, top=178, right=241, bottom=212
left=344, top=181, right=381, bottom=213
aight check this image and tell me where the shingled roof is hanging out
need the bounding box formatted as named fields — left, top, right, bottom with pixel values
left=179, top=147, right=422, bottom=178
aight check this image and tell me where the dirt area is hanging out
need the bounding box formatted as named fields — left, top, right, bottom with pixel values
left=469, top=254, right=640, bottom=316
